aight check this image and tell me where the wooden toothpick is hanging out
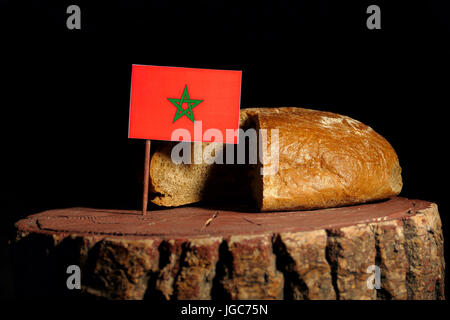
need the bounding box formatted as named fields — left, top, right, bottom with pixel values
left=142, top=139, right=151, bottom=216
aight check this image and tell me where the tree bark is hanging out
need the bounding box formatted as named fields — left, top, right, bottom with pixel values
left=12, top=197, right=445, bottom=300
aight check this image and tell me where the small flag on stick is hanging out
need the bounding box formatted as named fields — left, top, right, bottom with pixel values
left=129, top=65, right=242, bottom=215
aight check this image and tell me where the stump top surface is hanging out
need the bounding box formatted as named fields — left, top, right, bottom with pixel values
left=15, top=197, right=432, bottom=239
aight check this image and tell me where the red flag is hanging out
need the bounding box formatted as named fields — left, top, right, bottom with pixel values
left=129, top=65, right=242, bottom=143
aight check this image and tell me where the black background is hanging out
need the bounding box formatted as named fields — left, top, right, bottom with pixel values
left=1, top=0, right=449, bottom=300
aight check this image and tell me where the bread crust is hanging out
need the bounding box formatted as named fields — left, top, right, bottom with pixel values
left=241, top=107, right=402, bottom=211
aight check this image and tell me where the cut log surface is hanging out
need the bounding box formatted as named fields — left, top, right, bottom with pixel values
left=13, top=197, right=445, bottom=300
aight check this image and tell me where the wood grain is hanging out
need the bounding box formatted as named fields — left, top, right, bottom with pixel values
left=12, top=197, right=445, bottom=300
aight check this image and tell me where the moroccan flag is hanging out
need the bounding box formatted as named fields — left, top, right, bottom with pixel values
left=129, top=65, right=242, bottom=143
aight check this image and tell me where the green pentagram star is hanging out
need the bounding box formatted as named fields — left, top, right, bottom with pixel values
left=167, top=85, right=203, bottom=123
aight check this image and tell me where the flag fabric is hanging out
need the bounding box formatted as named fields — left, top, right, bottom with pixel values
left=129, top=65, right=242, bottom=143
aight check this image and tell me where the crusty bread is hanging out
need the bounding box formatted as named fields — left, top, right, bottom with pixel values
left=149, top=107, right=402, bottom=211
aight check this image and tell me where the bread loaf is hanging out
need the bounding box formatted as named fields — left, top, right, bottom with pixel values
left=149, top=107, right=402, bottom=211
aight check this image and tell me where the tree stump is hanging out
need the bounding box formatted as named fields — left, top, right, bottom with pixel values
left=12, top=197, right=445, bottom=300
